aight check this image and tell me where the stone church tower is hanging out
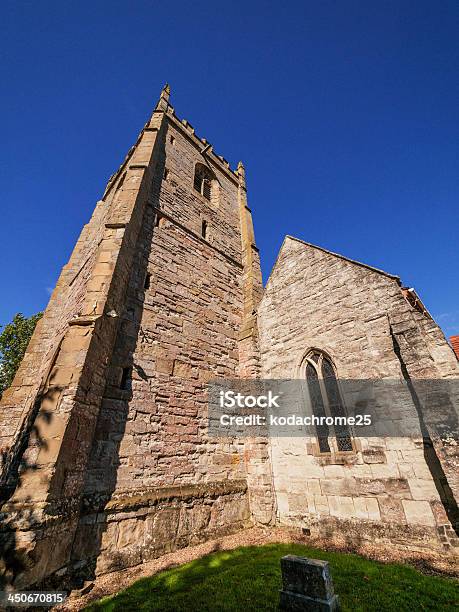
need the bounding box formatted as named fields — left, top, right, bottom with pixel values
left=1, top=87, right=458, bottom=589
left=0, top=86, right=274, bottom=587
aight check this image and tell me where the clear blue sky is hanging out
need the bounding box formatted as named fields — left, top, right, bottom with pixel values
left=1, top=1, right=458, bottom=337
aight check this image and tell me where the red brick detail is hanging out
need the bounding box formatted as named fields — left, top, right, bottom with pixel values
left=450, top=335, right=459, bottom=360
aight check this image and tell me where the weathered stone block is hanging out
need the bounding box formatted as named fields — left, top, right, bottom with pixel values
left=328, top=496, right=355, bottom=519
left=377, top=496, right=407, bottom=523
left=402, top=500, right=436, bottom=526
left=362, top=448, right=386, bottom=464
left=407, top=479, right=440, bottom=501
left=117, top=518, right=145, bottom=549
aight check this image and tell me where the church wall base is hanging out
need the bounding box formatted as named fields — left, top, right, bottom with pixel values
left=278, top=514, right=459, bottom=556
left=2, top=480, right=251, bottom=589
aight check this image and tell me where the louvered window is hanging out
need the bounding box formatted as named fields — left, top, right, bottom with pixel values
left=202, top=178, right=211, bottom=200
left=194, top=164, right=214, bottom=201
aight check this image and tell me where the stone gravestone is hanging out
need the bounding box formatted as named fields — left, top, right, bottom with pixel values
left=279, top=555, right=340, bottom=611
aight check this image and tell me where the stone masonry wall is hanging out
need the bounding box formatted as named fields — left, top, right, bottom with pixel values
left=73, top=481, right=250, bottom=577
left=73, top=109, right=260, bottom=574
left=47, top=101, right=261, bottom=572
left=1, top=102, right=170, bottom=587
left=0, top=89, right=263, bottom=587
left=82, top=113, right=250, bottom=493
left=258, top=236, right=459, bottom=553
left=84, top=117, right=246, bottom=492
left=0, top=187, right=112, bottom=476
left=0, top=113, right=150, bottom=485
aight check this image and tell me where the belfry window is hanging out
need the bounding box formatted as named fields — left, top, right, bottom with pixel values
left=304, top=350, right=353, bottom=453
left=193, top=163, right=214, bottom=201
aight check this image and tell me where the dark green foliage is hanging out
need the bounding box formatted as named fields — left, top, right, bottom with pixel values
left=86, top=543, right=458, bottom=611
left=0, top=312, right=43, bottom=397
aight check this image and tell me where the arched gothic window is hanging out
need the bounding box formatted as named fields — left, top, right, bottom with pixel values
left=304, top=350, right=353, bottom=453
left=193, top=163, right=215, bottom=201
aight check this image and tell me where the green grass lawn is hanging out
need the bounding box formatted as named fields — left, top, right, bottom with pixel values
left=86, top=544, right=458, bottom=612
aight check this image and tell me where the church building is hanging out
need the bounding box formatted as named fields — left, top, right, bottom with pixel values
left=0, top=86, right=457, bottom=588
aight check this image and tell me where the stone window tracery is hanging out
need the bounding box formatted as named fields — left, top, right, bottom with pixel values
left=304, top=350, right=353, bottom=453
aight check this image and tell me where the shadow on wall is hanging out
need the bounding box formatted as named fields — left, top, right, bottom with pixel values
left=0, top=385, right=59, bottom=588
left=390, top=328, right=459, bottom=537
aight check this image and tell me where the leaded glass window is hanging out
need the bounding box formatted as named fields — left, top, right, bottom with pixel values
left=304, top=350, right=353, bottom=453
